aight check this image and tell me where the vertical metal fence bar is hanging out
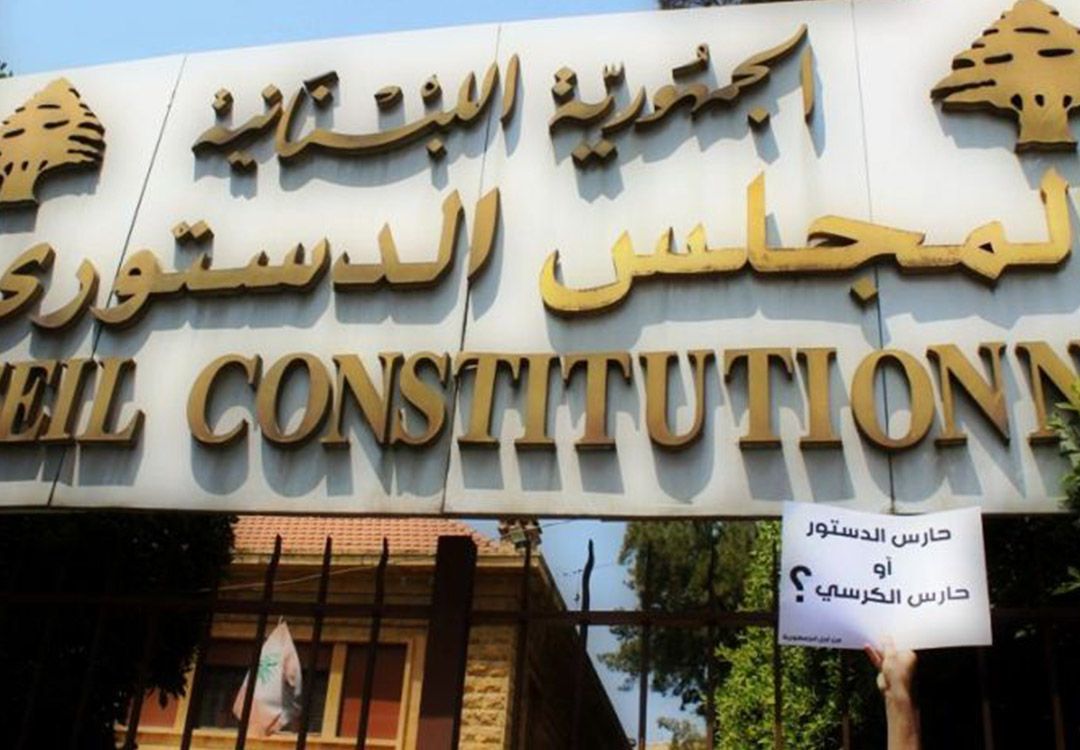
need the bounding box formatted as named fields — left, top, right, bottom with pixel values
left=1043, top=625, right=1066, bottom=750
left=235, top=534, right=282, bottom=750
left=68, top=554, right=120, bottom=749
left=297, top=536, right=333, bottom=750
left=2, top=545, right=25, bottom=591
left=637, top=545, right=653, bottom=750
left=706, top=540, right=718, bottom=750
left=17, top=633, right=57, bottom=748
left=0, top=540, right=25, bottom=681
left=122, top=611, right=161, bottom=750
left=416, top=536, right=478, bottom=750
left=356, top=538, right=389, bottom=750
left=976, top=646, right=994, bottom=750
left=16, top=556, right=69, bottom=750
left=180, top=578, right=222, bottom=750
left=1, top=535, right=27, bottom=629
left=771, top=542, right=784, bottom=750
left=0, top=530, right=27, bottom=731
left=569, top=539, right=595, bottom=750
left=510, top=539, right=532, bottom=750
left=839, top=651, right=851, bottom=750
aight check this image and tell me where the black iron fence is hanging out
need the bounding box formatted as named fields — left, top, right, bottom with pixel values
left=1, top=532, right=1079, bottom=749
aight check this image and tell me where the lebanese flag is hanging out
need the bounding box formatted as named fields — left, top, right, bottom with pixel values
left=232, top=620, right=303, bottom=736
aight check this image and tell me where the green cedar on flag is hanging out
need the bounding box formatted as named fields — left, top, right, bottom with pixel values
left=232, top=620, right=303, bottom=736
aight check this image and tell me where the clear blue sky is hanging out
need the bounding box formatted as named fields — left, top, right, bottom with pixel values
left=0, top=0, right=701, bottom=742
left=2, top=0, right=651, bottom=74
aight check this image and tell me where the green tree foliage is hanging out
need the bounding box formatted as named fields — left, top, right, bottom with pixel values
left=604, top=521, right=876, bottom=746
left=718, top=518, right=1080, bottom=747
left=1051, top=381, right=1080, bottom=510
left=714, top=522, right=879, bottom=749
left=0, top=513, right=234, bottom=749
left=612, top=513, right=1080, bottom=747
left=601, top=521, right=756, bottom=714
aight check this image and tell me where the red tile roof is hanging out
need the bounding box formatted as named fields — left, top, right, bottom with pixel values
left=233, top=516, right=513, bottom=557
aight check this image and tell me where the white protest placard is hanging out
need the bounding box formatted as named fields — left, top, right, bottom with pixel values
left=778, top=502, right=992, bottom=651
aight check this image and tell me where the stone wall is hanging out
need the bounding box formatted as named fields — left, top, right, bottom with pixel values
left=460, top=625, right=516, bottom=749
left=456, top=576, right=630, bottom=750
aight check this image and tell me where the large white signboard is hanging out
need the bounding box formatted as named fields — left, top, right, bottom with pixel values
left=778, top=503, right=992, bottom=650
left=2, top=0, right=1080, bottom=516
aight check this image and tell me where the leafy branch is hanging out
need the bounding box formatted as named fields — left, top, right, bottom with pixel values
left=1049, top=380, right=1080, bottom=510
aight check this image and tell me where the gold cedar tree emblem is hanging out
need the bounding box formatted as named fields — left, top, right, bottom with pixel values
left=0, top=78, right=106, bottom=208
left=932, top=0, right=1080, bottom=152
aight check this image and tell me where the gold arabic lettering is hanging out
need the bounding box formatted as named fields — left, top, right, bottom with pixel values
left=192, top=58, right=521, bottom=173
left=539, top=168, right=1070, bottom=315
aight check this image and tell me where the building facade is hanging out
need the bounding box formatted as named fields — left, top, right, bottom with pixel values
left=121, top=517, right=628, bottom=749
